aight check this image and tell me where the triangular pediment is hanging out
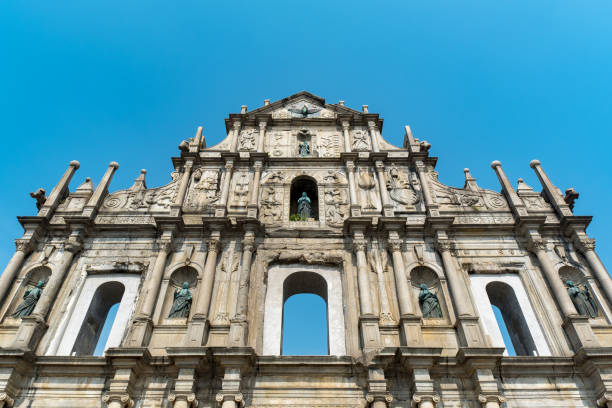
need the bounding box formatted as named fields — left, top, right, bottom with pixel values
left=246, top=91, right=364, bottom=119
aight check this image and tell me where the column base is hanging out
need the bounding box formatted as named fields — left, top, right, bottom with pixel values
left=11, top=314, right=47, bottom=351
left=562, top=314, right=599, bottom=350
left=215, top=206, right=227, bottom=217
left=350, top=205, right=362, bottom=217
left=399, top=315, right=423, bottom=347
left=382, top=205, right=394, bottom=217
left=124, top=316, right=152, bottom=347
left=359, top=314, right=381, bottom=351
left=228, top=318, right=247, bottom=347
left=185, top=315, right=210, bottom=347
left=456, top=316, right=486, bottom=347
left=246, top=205, right=258, bottom=219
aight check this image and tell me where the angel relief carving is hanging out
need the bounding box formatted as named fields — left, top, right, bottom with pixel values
left=103, top=172, right=179, bottom=212
left=238, top=128, right=256, bottom=151
left=317, top=133, right=340, bottom=157
left=260, top=186, right=282, bottom=223
left=324, top=187, right=348, bottom=227
left=185, top=168, right=220, bottom=211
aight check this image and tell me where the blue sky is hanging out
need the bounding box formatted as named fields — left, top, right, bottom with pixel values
left=1, top=1, right=611, bottom=355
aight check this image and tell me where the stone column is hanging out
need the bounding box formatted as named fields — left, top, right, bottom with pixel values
left=353, top=238, right=380, bottom=349
left=0, top=239, right=35, bottom=308
left=186, top=237, right=221, bottom=346
left=435, top=239, right=485, bottom=347
left=257, top=120, right=267, bottom=152
left=526, top=237, right=576, bottom=318
left=342, top=120, right=351, bottom=152
left=530, top=160, right=573, bottom=217
left=247, top=161, right=263, bottom=218
left=229, top=121, right=242, bottom=152
left=388, top=238, right=422, bottom=346
left=38, top=160, right=80, bottom=219
left=375, top=161, right=393, bottom=216
left=140, top=239, right=173, bottom=318
left=216, top=160, right=234, bottom=217
left=367, top=121, right=380, bottom=152
left=490, top=161, right=528, bottom=217
left=346, top=160, right=361, bottom=217
left=574, top=237, right=612, bottom=307
left=170, top=160, right=194, bottom=217
left=13, top=237, right=82, bottom=350
left=414, top=161, right=439, bottom=217
left=229, top=231, right=255, bottom=346
left=82, top=161, right=119, bottom=218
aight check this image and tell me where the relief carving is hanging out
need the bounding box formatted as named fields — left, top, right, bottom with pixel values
left=102, top=173, right=179, bottom=212
left=317, top=133, right=340, bottom=157
left=324, top=187, right=348, bottom=227
left=260, top=186, right=282, bottom=224
left=351, top=129, right=370, bottom=151
left=386, top=165, right=419, bottom=209
left=238, top=128, right=257, bottom=151
left=185, top=168, right=220, bottom=211
left=231, top=172, right=250, bottom=206
left=358, top=168, right=380, bottom=210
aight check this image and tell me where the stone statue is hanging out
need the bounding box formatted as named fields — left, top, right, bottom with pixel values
left=567, top=280, right=598, bottom=318
left=418, top=283, right=443, bottom=318
left=12, top=280, right=44, bottom=318
left=298, top=141, right=310, bottom=157
left=168, top=281, right=193, bottom=318
left=297, top=192, right=312, bottom=219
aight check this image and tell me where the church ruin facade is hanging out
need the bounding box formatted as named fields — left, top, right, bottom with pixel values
left=0, top=91, right=611, bottom=407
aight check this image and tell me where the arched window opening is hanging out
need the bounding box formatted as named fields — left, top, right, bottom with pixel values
left=486, top=282, right=537, bottom=356
left=93, top=302, right=119, bottom=356
left=281, top=271, right=328, bottom=355
left=290, top=177, right=318, bottom=221
left=282, top=294, right=328, bottom=355
left=72, top=281, right=125, bottom=356
left=491, top=304, right=516, bottom=356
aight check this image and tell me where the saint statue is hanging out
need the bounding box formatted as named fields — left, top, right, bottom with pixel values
left=567, top=280, right=598, bottom=318
left=168, top=281, right=193, bottom=318
left=298, top=141, right=310, bottom=157
left=12, top=280, right=44, bottom=318
left=297, top=192, right=312, bottom=219
left=418, top=283, right=443, bottom=318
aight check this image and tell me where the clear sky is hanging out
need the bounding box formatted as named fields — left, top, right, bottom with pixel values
left=1, top=1, right=611, bottom=355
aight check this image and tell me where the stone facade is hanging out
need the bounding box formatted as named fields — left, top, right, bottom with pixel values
left=0, top=91, right=611, bottom=407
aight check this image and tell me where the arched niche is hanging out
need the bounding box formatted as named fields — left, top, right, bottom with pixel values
left=54, top=273, right=140, bottom=356
left=486, top=281, right=537, bottom=356
left=263, top=264, right=345, bottom=356
left=289, top=176, right=319, bottom=221
left=4, top=265, right=51, bottom=321
left=162, top=266, right=199, bottom=320
left=410, top=266, right=448, bottom=321
left=470, top=274, right=551, bottom=356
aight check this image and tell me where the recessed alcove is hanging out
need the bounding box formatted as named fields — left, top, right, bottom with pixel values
left=290, top=176, right=319, bottom=220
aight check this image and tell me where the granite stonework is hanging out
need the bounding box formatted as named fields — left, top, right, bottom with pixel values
left=0, top=91, right=611, bottom=407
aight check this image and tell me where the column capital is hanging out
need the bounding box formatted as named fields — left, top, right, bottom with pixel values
left=232, top=121, right=242, bottom=130
left=14, top=238, right=35, bottom=254
left=478, top=394, right=506, bottom=407
left=157, top=238, right=174, bottom=254
left=241, top=236, right=255, bottom=253
left=366, top=393, right=393, bottom=405
left=387, top=239, right=403, bottom=253
left=206, top=239, right=222, bottom=253
left=434, top=239, right=454, bottom=254
left=102, top=393, right=134, bottom=408
left=168, top=392, right=198, bottom=407
left=352, top=239, right=368, bottom=253
left=367, top=120, right=378, bottom=129
left=341, top=120, right=351, bottom=129
left=574, top=236, right=596, bottom=252
left=412, top=394, right=440, bottom=407
left=258, top=120, right=267, bottom=129
left=526, top=237, right=548, bottom=253
left=64, top=239, right=83, bottom=254
left=215, top=392, right=244, bottom=407
left=224, top=161, right=234, bottom=170
left=0, top=392, right=14, bottom=408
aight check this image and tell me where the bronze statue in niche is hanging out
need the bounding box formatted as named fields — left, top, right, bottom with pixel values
left=567, top=280, right=598, bottom=318
left=418, top=283, right=443, bottom=318
left=169, top=281, right=193, bottom=318
left=12, top=280, right=44, bottom=318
